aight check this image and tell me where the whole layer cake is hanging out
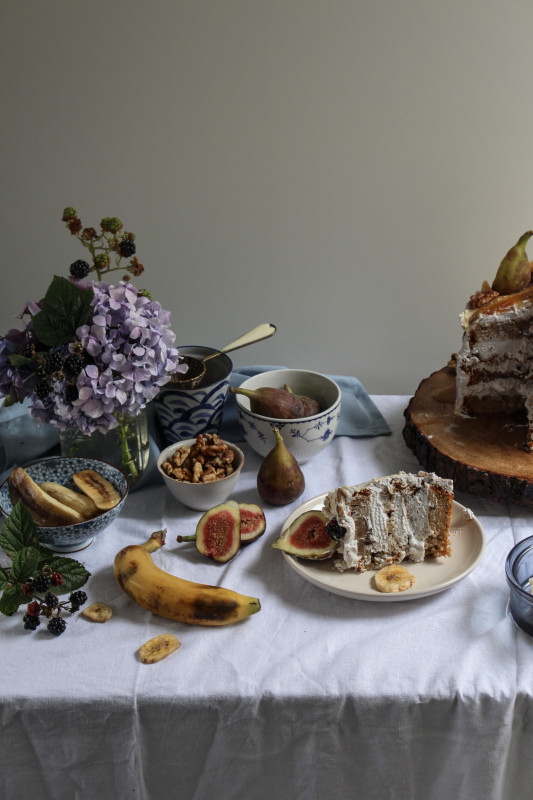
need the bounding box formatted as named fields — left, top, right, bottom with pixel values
left=322, top=471, right=453, bottom=573
left=455, top=231, right=533, bottom=450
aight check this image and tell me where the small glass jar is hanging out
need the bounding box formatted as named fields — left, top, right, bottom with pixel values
left=59, top=407, right=149, bottom=488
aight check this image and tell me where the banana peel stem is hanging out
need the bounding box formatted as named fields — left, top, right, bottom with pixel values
left=142, top=529, right=167, bottom=552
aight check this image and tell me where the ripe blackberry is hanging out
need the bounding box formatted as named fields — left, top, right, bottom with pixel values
left=70, top=259, right=91, bottom=279
left=32, top=574, right=51, bottom=593
left=23, top=614, right=41, bottom=631
left=45, top=351, right=64, bottom=374
left=118, top=238, right=136, bottom=258
left=44, top=592, right=59, bottom=608
left=21, top=341, right=36, bottom=358
left=35, top=378, right=51, bottom=400
left=326, top=519, right=346, bottom=541
left=64, top=354, right=83, bottom=377
left=69, top=590, right=87, bottom=608
left=47, top=617, right=66, bottom=636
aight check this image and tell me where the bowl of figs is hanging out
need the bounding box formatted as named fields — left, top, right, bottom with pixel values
left=230, top=368, right=341, bottom=462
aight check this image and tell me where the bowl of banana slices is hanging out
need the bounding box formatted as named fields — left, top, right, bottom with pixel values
left=0, top=456, right=128, bottom=552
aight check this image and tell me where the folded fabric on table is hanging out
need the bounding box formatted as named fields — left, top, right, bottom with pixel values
left=219, top=365, right=391, bottom=441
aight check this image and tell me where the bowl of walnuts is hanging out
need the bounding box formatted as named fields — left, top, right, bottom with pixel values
left=157, top=433, right=244, bottom=510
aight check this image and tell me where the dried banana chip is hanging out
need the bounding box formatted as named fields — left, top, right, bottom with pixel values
left=82, top=602, right=113, bottom=622
left=73, top=469, right=121, bottom=510
left=139, top=633, right=181, bottom=664
left=374, top=564, right=416, bottom=593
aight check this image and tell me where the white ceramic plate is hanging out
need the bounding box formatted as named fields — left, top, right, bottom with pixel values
left=281, top=493, right=486, bottom=602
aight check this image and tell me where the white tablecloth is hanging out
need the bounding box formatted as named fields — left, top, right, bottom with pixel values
left=2, top=396, right=533, bottom=800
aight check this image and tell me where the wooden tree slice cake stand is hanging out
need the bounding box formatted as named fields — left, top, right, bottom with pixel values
left=403, top=366, right=533, bottom=507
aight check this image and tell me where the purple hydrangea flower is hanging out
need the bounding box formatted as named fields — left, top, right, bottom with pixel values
left=1, top=280, right=186, bottom=435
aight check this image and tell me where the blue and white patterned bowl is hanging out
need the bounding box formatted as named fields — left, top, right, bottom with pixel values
left=154, top=345, right=233, bottom=445
left=0, top=457, right=128, bottom=552
left=234, top=369, right=341, bottom=462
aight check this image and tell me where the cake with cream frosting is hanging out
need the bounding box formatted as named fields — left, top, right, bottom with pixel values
left=322, top=471, right=453, bottom=573
left=455, top=285, right=533, bottom=449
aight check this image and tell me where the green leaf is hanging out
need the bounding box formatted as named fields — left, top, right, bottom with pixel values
left=0, top=502, right=39, bottom=556
left=0, top=584, right=27, bottom=615
left=31, top=276, right=93, bottom=346
left=10, top=547, right=41, bottom=583
left=0, top=569, right=9, bottom=591
left=37, top=556, right=90, bottom=595
left=8, top=353, right=34, bottom=367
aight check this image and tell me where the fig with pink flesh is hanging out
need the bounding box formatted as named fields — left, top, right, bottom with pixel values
left=177, top=500, right=241, bottom=562
left=229, top=385, right=304, bottom=419
left=239, top=503, right=266, bottom=543
left=272, top=510, right=337, bottom=559
left=257, top=427, right=305, bottom=506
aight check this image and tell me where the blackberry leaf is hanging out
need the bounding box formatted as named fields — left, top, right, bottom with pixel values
left=10, top=547, right=41, bottom=583
left=37, top=556, right=90, bottom=594
left=0, top=502, right=39, bottom=555
left=32, top=276, right=93, bottom=346
left=0, top=585, right=27, bottom=616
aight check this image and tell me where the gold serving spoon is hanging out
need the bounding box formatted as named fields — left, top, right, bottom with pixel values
left=171, top=323, right=277, bottom=388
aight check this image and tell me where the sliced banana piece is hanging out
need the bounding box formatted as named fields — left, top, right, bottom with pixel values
left=374, top=564, right=416, bottom=593
left=8, top=467, right=84, bottom=526
left=73, top=469, right=121, bottom=510
left=82, top=602, right=113, bottom=622
left=40, top=481, right=99, bottom=520
left=139, top=633, right=181, bottom=664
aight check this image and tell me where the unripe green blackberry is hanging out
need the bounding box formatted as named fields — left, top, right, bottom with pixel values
left=101, top=216, right=123, bottom=233
left=62, top=207, right=77, bottom=221
left=94, top=253, right=110, bottom=269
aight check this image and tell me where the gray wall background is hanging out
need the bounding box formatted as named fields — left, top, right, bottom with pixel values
left=2, top=1, right=532, bottom=395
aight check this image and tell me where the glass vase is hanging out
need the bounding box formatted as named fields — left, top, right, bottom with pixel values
left=59, top=407, right=150, bottom=488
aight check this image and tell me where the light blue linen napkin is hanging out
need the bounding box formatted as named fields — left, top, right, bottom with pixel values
left=219, top=365, right=391, bottom=441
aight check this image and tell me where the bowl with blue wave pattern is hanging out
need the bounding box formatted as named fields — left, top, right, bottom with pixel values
left=234, top=368, right=341, bottom=462
left=154, top=345, right=232, bottom=445
left=0, top=456, right=128, bottom=552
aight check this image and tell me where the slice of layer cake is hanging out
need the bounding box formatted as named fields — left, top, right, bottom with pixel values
left=455, top=231, right=533, bottom=450
left=322, top=471, right=453, bottom=573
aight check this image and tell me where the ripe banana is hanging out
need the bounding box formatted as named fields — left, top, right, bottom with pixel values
left=139, top=633, right=181, bottom=664
left=73, top=469, right=120, bottom=510
left=9, top=467, right=84, bottom=526
left=113, top=529, right=261, bottom=626
left=82, top=602, right=113, bottom=622
left=40, top=481, right=99, bottom=520
left=374, top=564, right=416, bottom=593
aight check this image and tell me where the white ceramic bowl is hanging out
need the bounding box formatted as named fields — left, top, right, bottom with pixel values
left=157, top=438, right=244, bottom=511
left=233, top=368, right=341, bottom=462
left=0, top=456, right=128, bottom=552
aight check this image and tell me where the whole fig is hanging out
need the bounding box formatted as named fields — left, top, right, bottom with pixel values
left=492, top=231, right=533, bottom=295
left=257, top=427, right=305, bottom=505
left=230, top=386, right=304, bottom=418
left=283, top=384, right=322, bottom=416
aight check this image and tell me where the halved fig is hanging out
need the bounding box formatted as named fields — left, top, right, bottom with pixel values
left=272, top=510, right=337, bottom=559
left=195, top=500, right=241, bottom=562
left=239, top=503, right=266, bottom=543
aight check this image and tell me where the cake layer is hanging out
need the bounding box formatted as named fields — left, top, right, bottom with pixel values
left=322, top=471, right=453, bottom=573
